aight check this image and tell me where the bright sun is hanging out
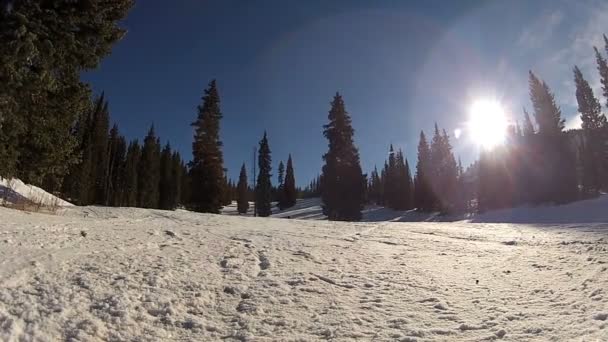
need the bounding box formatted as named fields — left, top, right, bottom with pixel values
left=468, top=99, right=508, bottom=148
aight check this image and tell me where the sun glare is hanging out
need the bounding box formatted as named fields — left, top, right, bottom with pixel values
left=468, top=99, right=508, bottom=149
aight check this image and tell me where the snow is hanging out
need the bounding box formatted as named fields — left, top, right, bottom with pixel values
left=0, top=178, right=73, bottom=208
left=1, top=205, right=607, bottom=341
left=471, top=194, right=608, bottom=223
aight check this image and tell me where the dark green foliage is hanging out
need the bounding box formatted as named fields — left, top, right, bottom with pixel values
left=190, top=80, right=225, bottom=213
left=276, top=161, right=285, bottom=206
left=237, top=163, right=250, bottom=214
left=595, top=37, right=608, bottom=107
left=221, top=177, right=233, bottom=206
left=379, top=146, right=413, bottom=210
left=429, top=127, right=458, bottom=213
left=138, top=126, right=161, bottom=209
left=321, top=93, right=366, bottom=221
left=180, top=163, right=191, bottom=206
left=107, top=125, right=127, bottom=206
left=123, top=140, right=141, bottom=207
left=574, top=66, right=607, bottom=195
left=159, top=143, right=175, bottom=210
left=255, top=132, right=273, bottom=217
left=367, top=166, right=382, bottom=205
left=282, top=155, right=297, bottom=209
left=528, top=71, right=578, bottom=204
left=0, top=0, right=133, bottom=185
left=414, top=131, right=435, bottom=211
left=171, top=151, right=183, bottom=209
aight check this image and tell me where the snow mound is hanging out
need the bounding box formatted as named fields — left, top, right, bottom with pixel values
left=471, top=194, right=608, bottom=223
left=0, top=178, right=73, bottom=207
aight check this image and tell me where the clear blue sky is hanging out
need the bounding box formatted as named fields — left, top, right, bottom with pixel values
left=84, top=0, right=607, bottom=186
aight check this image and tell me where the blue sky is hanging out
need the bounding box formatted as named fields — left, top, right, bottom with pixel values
left=84, top=0, right=608, bottom=186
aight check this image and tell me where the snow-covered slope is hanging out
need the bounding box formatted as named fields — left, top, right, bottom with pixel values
left=226, top=195, right=608, bottom=224
left=471, top=194, right=608, bottom=223
left=1, top=206, right=607, bottom=341
left=0, top=178, right=73, bottom=207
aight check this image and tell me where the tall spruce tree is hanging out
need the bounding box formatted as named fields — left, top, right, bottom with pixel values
left=277, top=160, right=285, bottom=208
left=171, top=151, right=183, bottom=209
left=528, top=71, right=577, bottom=203
left=138, top=126, right=161, bottom=209
left=321, top=93, right=366, bottom=221
left=574, top=65, right=607, bottom=195
left=123, top=140, right=141, bottom=207
left=414, top=131, right=435, bottom=211
left=237, top=163, right=250, bottom=214
left=159, top=143, right=175, bottom=210
left=283, top=154, right=297, bottom=208
left=595, top=37, right=608, bottom=107
left=190, top=80, right=225, bottom=213
left=106, top=125, right=127, bottom=206
left=255, top=132, right=273, bottom=217
left=0, top=0, right=133, bottom=186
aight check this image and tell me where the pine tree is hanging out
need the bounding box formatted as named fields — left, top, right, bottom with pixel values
left=283, top=154, right=297, bottom=208
left=255, top=132, right=273, bottom=217
left=123, top=140, right=141, bottom=207
left=528, top=71, right=577, bottom=203
left=321, top=93, right=366, bottom=221
left=414, top=131, right=434, bottom=212
left=107, top=125, right=127, bottom=206
left=522, top=108, right=535, bottom=136
left=385, top=145, right=398, bottom=209
left=277, top=160, right=285, bottom=208
left=171, top=151, right=183, bottom=208
left=0, top=0, right=133, bottom=187
left=595, top=37, right=608, bottom=107
left=138, top=126, right=161, bottom=209
left=180, top=163, right=191, bottom=206
left=574, top=65, right=607, bottom=195
left=237, top=163, right=250, bottom=214
left=159, top=143, right=174, bottom=210
left=190, top=80, right=225, bottom=213
left=404, top=158, right=413, bottom=209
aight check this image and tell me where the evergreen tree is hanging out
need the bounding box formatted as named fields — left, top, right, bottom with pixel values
left=138, top=126, right=161, bottom=208
left=574, top=65, right=607, bottom=195
left=171, top=151, right=183, bottom=209
left=414, top=131, right=435, bottom=211
left=522, top=108, right=535, bottom=136
left=404, top=158, right=413, bottom=209
left=237, top=163, right=250, bottom=214
left=90, top=96, right=110, bottom=205
left=384, top=145, right=398, bottom=209
left=321, top=93, right=366, bottom=221
left=123, top=140, right=141, bottom=207
left=0, top=0, right=133, bottom=186
left=594, top=37, right=608, bottom=107
left=180, top=163, right=191, bottom=206
left=528, top=71, right=577, bottom=203
left=255, top=132, right=273, bottom=217
left=221, top=175, right=233, bottom=206
left=107, top=125, right=127, bottom=206
left=190, top=80, right=225, bottom=213
left=159, top=143, right=175, bottom=210
left=277, top=160, right=285, bottom=207
left=283, top=154, right=297, bottom=208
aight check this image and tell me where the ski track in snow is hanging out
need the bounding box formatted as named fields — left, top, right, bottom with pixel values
left=0, top=206, right=607, bottom=341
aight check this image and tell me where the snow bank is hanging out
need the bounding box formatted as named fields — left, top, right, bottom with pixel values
left=0, top=178, right=73, bottom=207
left=471, top=194, right=608, bottom=223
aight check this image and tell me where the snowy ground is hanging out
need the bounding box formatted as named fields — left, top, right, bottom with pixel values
left=1, top=205, right=607, bottom=341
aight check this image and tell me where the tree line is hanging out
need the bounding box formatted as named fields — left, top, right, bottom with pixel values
left=3, top=1, right=608, bottom=221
